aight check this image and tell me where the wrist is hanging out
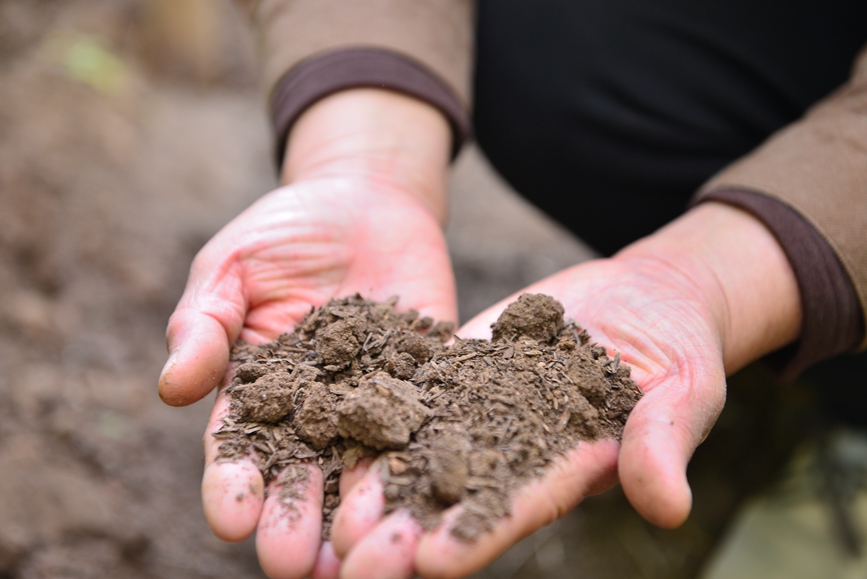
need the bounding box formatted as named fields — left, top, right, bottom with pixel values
left=616, top=202, right=802, bottom=373
left=281, top=88, right=452, bottom=224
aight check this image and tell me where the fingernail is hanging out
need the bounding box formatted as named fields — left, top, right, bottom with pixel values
left=159, top=348, right=180, bottom=385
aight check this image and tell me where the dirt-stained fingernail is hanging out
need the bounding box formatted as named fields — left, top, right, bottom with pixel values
left=159, top=349, right=179, bottom=380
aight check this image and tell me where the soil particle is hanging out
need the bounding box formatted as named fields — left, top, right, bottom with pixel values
left=293, top=382, right=340, bottom=450
left=491, top=293, right=564, bottom=343
left=396, top=333, right=433, bottom=363
left=429, top=433, right=471, bottom=505
left=337, top=373, right=432, bottom=451
left=235, top=372, right=295, bottom=424
left=315, top=318, right=364, bottom=368
left=216, top=294, right=642, bottom=541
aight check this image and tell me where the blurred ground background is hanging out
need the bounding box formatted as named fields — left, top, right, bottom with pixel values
left=0, top=1, right=834, bottom=577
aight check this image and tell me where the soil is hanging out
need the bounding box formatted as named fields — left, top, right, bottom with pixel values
left=216, top=294, right=642, bottom=540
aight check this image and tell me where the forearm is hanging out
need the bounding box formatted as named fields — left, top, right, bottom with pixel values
left=282, top=88, right=453, bottom=225
left=617, top=201, right=802, bottom=373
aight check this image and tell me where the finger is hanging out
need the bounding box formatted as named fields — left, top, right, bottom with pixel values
left=338, top=456, right=375, bottom=497
left=159, top=307, right=234, bottom=406
left=339, top=510, right=422, bottom=579
left=201, top=388, right=265, bottom=542
left=415, top=439, right=620, bottom=579
left=455, top=303, right=501, bottom=341
left=159, top=238, right=248, bottom=407
left=257, top=463, right=325, bottom=579
left=202, top=461, right=265, bottom=542
left=311, top=541, right=341, bottom=579
left=331, top=460, right=386, bottom=559
left=618, top=361, right=726, bottom=528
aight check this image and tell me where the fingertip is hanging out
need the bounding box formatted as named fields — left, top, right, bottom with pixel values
left=311, top=542, right=341, bottom=579
left=331, top=462, right=386, bottom=559
left=338, top=456, right=375, bottom=497
left=413, top=512, right=471, bottom=579
left=158, top=315, right=230, bottom=406
left=621, top=459, right=692, bottom=528
left=202, top=460, right=265, bottom=542
left=257, top=465, right=324, bottom=579
left=339, top=511, right=420, bottom=579
left=157, top=350, right=181, bottom=405
left=663, top=484, right=693, bottom=529
left=619, top=423, right=693, bottom=529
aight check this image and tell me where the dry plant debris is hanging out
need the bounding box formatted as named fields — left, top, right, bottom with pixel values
left=215, top=294, right=642, bottom=540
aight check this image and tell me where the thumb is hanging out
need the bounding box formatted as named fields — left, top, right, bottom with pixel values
left=618, top=357, right=726, bottom=528
left=158, top=251, right=247, bottom=406
left=158, top=308, right=234, bottom=406
left=455, top=297, right=513, bottom=341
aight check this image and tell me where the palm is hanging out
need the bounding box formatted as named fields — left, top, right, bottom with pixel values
left=178, top=176, right=456, bottom=345
left=523, top=257, right=726, bottom=416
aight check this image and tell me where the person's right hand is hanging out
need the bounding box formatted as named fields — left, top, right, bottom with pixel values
left=327, top=201, right=804, bottom=579
left=157, top=89, right=457, bottom=579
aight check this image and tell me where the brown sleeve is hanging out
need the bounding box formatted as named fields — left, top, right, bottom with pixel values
left=269, top=48, right=471, bottom=167
left=696, top=44, right=867, bottom=354
left=693, top=189, right=864, bottom=380
left=242, top=0, right=474, bottom=166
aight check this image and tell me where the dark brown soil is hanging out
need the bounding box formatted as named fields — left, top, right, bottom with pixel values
left=216, top=294, right=642, bottom=540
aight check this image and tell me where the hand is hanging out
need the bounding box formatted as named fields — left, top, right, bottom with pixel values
left=158, top=89, right=456, bottom=578
left=330, top=202, right=802, bottom=578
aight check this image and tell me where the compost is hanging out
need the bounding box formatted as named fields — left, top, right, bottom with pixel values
left=216, top=293, right=642, bottom=540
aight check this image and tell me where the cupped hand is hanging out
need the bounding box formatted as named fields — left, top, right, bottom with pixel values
left=330, top=254, right=725, bottom=579
left=159, top=175, right=457, bottom=579
left=158, top=88, right=457, bottom=579
left=330, top=202, right=802, bottom=578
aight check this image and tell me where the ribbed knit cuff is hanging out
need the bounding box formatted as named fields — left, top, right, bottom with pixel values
left=693, top=188, right=864, bottom=380
left=270, top=47, right=471, bottom=170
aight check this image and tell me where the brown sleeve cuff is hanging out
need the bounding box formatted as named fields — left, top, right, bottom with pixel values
left=693, top=188, right=865, bottom=380
left=269, top=47, right=471, bottom=170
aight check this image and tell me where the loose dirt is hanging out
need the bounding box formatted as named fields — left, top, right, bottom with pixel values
left=216, top=294, right=642, bottom=540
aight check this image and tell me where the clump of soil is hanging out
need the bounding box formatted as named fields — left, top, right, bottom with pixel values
left=216, top=294, right=642, bottom=540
